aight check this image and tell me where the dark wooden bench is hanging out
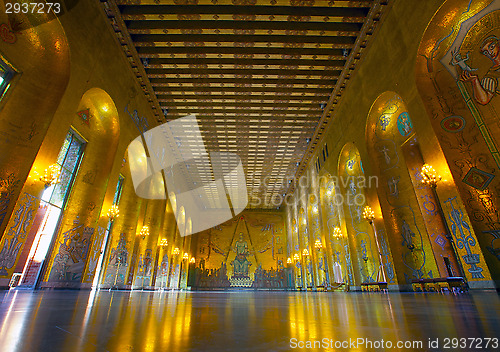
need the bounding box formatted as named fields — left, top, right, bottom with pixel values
left=412, top=277, right=466, bottom=293
left=360, top=282, right=388, bottom=292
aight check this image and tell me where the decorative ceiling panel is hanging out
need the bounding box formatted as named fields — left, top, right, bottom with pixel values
left=102, top=0, right=388, bottom=209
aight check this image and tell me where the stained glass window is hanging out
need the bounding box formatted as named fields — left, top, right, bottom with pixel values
left=113, top=175, right=124, bottom=205
left=42, top=130, right=85, bottom=207
left=0, top=59, right=14, bottom=99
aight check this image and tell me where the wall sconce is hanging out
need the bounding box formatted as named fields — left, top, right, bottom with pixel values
left=107, top=204, right=119, bottom=222
left=172, top=247, right=180, bottom=255
left=314, top=239, right=323, bottom=250
left=420, top=163, right=467, bottom=283
left=159, top=238, right=168, bottom=247
left=293, top=253, right=300, bottom=262
left=190, top=257, right=196, bottom=264
left=363, top=204, right=386, bottom=282
left=139, top=225, right=149, bottom=239
left=183, top=252, right=189, bottom=260
left=40, top=164, right=60, bottom=187
left=287, top=257, right=292, bottom=264
left=302, top=248, right=309, bottom=257
left=420, top=164, right=441, bottom=187
left=362, top=206, right=375, bottom=224
left=333, top=227, right=343, bottom=238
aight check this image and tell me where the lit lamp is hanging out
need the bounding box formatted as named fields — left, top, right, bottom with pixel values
left=107, top=204, right=120, bottom=222
left=362, top=206, right=375, bottom=224
left=183, top=252, right=189, bottom=260
left=159, top=238, right=168, bottom=247
left=420, top=164, right=467, bottom=282
left=40, top=164, right=60, bottom=188
left=172, top=247, right=180, bottom=255
left=293, top=253, right=300, bottom=262
left=190, top=257, right=196, bottom=264
left=302, top=248, right=309, bottom=257
left=314, top=239, right=323, bottom=250
left=363, top=205, right=386, bottom=283
left=287, top=257, right=293, bottom=264
left=420, top=164, right=441, bottom=188
left=333, top=227, right=343, bottom=238
left=139, top=225, right=150, bottom=239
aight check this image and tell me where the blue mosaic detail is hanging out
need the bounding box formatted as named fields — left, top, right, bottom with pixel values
left=445, top=197, right=484, bottom=279
left=397, top=112, right=413, bottom=137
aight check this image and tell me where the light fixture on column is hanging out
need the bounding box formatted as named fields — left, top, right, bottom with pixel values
left=420, top=164, right=441, bottom=187
left=183, top=252, right=189, bottom=260
left=287, top=257, right=293, bottom=264
left=107, top=204, right=120, bottom=222
left=139, top=225, right=149, bottom=239
left=40, top=164, right=61, bottom=187
left=333, top=227, right=343, bottom=238
left=172, top=247, right=180, bottom=255
left=189, top=257, right=196, bottom=264
left=314, top=239, right=323, bottom=250
left=420, top=163, right=467, bottom=283
left=293, top=253, right=300, bottom=262
left=302, top=248, right=309, bottom=256
left=363, top=204, right=386, bottom=283
left=362, top=206, right=375, bottom=224
left=159, top=238, right=168, bottom=247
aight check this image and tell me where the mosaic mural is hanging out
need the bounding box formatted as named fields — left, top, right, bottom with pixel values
left=416, top=0, right=497, bottom=285
left=190, top=211, right=287, bottom=289
left=49, top=218, right=93, bottom=282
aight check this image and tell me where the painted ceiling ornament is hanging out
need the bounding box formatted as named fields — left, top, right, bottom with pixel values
left=0, top=23, right=16, bottom=44
left=441, top=115, right=466, bottom=133
left=290, top=0, right=315, bottom=6
left=397, top=112, right=413, bottom=137
left=347, top=158, right=355, bottom=171
left=462, top=167, right=495, bottom=190
left=174, top=0, right=199, bottom=5
left=77, top=108, right=92, bottom=126
left=379, top=113, right=391, bottom=131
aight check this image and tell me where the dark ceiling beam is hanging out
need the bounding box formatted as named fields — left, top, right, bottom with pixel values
left=143, top=58, right=345, bottom=67
left=158, top=102, right=324, bottom=108
left=152, top=86, right=332, bottom=94
left=145, top=68, right=341, bottom=77
left=125, top=20, right=362, bottom=32
left=149, top=77, right=335, bottom=85
left=131, top=34, right=356, bottom=45
left=158, top=97, right=329, bottom=103
left=196, top=118, right=318, bottom=125
left=119, top=5, right=370, bottom=17
left=136, top=46, right=345, bottom=56
left=166, top=109, right=321, bottom=115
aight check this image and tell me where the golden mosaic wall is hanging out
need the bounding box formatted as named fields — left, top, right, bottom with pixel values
left=416, top=0, right=498, bottom=287
left=0, top=1, right=172, bottom=289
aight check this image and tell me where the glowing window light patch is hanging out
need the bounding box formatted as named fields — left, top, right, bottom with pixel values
left=128, top=115, right=247, bottom=236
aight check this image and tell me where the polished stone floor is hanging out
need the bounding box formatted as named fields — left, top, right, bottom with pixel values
left=0, top=290, right=499, bottom=352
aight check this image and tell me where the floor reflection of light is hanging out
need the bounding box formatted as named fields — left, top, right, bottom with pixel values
left=143, top=294, right=157, bottom=352
left=73, top=289, right=98, bottom=352
left=0, top=291, right=33, bottom=352
left=174, top=293, right=186, bottom=349
left=116, top=292, right=136, bottom=351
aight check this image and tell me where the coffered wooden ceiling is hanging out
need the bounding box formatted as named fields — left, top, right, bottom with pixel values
left=101, top=0, right=388, bottom=208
